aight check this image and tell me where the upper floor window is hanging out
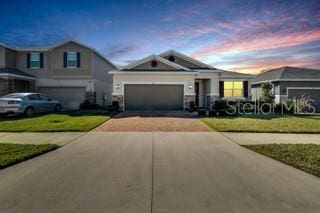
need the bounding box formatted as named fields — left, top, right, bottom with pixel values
left=30, top=53, right=40, bottom=69
left=67, top=52, right=77, bottom=68
left=27, top=52, right=43, bottom=69
left=64, top=52, right=80, bottom=68
left=224, top=81, right=243, bottom=97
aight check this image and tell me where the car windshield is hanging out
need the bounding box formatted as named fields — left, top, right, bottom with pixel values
left=1, top=94, right=24, bottom=99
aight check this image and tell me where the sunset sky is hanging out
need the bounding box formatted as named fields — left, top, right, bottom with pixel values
left=1, top=0, right=319, bottom=74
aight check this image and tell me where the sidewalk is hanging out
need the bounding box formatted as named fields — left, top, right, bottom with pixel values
left=222, top=132, right=320, bottom=145
left=0, top=132, right=84, bottom=146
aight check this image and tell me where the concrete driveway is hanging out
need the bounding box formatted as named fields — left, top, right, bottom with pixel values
left=94, top=111, right=212, bottom=132
left=0, top=132, right=320, bottom=213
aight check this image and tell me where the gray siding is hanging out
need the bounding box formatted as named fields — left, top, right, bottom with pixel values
left=5, top=48, right=17, bottom=68
left=0, top=46, right=5, bottom=68
left=16, top=51, right=50, bottom=78
left=279, top=81, right=320, bottom=95
left=133, top=60, right=176, bottom=70
left=163, top=55, right=202, bottom=68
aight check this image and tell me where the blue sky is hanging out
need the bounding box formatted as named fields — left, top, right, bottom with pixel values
left=1, top=0, right=319, bottom=73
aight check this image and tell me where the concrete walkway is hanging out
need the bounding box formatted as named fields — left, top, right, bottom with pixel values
left=0, top=132, right=83, bottom=146
left=0, top=132, right=320, bottom=213
left=223, top=132, right=320, bottom=145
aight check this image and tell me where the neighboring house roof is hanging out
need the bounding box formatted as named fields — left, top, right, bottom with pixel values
left=0, top=40, right=117, bottom=69
left=159, top=49, right=215, bottom=70
left=219, top=70, right=256, bottom=79
left=252, top=66, right=320, bottom=84
left=0, top=68, right=37, bottom=80
left=120, top=54, right=192, bottom=71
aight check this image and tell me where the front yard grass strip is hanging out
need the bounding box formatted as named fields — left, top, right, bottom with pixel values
left=0, top=110, right=110, bottom=132
left=243, top=144, right=320, bottom=178
left=0, top=143, right=59, bottom=169
left=201, top=115, right=320, bottom=133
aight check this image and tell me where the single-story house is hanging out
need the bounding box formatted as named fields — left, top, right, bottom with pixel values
left=111, top=50, right=255, bottom=111
left=252, top=66, right=320, bottom=112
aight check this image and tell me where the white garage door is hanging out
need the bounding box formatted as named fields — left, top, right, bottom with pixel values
left=38, top=87, right=86, bottom=109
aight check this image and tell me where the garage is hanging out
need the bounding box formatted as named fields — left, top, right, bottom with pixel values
left=38, top=87, right=86, bottom=109
left=288, top=88, right=320, bottom=112
left=124, top=84, right=184, bottom=110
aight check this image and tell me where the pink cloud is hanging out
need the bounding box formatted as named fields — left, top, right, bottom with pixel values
left=191, top=29, right=320, bottom=59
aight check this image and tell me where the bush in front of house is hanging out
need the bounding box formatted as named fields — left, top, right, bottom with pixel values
left=79, top=100, right=100, bottom=109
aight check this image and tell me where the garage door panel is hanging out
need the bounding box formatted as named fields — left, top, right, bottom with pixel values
left=288, top=89, right=320, bottom=112
left=38, top=87, right=86, bottom=110
left=125, top=85, right=183, bottom=110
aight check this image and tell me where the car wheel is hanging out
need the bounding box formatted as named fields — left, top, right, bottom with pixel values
left=55, top=104, right=62, bottom=112
left=24, top=107, right=35, bottom=117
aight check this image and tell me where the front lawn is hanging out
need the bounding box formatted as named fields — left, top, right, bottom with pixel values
left=0, top=110, right=110, bottom=132
left=0, top=143, right=59, bottom=169
left=244, top=144, right=320, bottom=177
left=201, top=115, right=320, bottom=133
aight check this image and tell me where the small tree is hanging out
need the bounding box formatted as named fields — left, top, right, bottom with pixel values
left=260, top=82, right=275, bottom=103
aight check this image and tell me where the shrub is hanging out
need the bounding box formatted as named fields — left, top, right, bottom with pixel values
left=260, top=82, right=275, bottom=103
left=79, top=100, right=100, bottom=109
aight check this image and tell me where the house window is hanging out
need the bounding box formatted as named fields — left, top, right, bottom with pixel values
left=224, top=81, right=243, bottom=97
left=30, top=53, right=40, bottom=69
left=67, top=52, right=77, bottom=68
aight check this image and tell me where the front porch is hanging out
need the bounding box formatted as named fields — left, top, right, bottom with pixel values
left=0, top=68, right=36, bottom=96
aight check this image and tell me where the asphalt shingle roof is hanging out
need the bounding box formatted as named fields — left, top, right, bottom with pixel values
left=0, top=68, right=36, bottom=79
left=253, top=66, right=320, bottom=83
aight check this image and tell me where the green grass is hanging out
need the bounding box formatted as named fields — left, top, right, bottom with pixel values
left=0, top=110, right=110, bottom=132
left=201, top=115, right=320, bottom=133
left=0, top=143, right=59, bottom=169
left=244, top=144, right=320, bottom=177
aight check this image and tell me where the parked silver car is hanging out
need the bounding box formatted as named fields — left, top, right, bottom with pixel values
left=0, top=93, right=61, bottom=117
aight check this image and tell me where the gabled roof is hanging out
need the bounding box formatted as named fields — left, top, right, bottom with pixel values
left=159, top=49, right=215, bottom=69
left=0, top=40, right=117, bottom=68
left=50, top=40, right=117, bottom=68
left=0, top=43, right=17, bottom=51
left=219, top=69, right=255, bottom=79
left=0, top=68, right=37, bottom=80
left=252, top=66, right=320, bottom=84
left=120, top=54, right=191, bottom=71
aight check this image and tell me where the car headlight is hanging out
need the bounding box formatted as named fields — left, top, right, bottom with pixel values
left=8, top=101, right=21, bottom=104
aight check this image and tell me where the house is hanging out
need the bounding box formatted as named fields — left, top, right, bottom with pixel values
left=0, top=40, right=116, bottom=109
left=251, top=66, right=320, bottom=111
left=111, top=50, right=255, bottom=111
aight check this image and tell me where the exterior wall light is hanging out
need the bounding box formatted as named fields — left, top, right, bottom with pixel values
left=188, top=83, right=193, bottom=90
left=116, top=83, right=120, bottom=89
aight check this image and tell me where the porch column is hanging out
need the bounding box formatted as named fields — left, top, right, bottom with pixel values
left=207, top=75, right=220, bottom=109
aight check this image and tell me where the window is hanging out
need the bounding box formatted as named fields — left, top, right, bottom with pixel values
left=28, top=94, right=41, bottom=101
left=39, top=94, right=50, bottom=101
left=67, top=52, right=77, bottom=68
left=151, top=60, right=158, bottom=67
left=224, top=81, right=243, bottom=97
left=31, top=53, right=40, bottom=69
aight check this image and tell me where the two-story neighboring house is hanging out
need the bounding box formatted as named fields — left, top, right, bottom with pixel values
left=0, top=40, right=116, bottom=109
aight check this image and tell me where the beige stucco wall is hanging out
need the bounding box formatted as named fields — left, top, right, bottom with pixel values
left=112, top=72, right=196, bottom=96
